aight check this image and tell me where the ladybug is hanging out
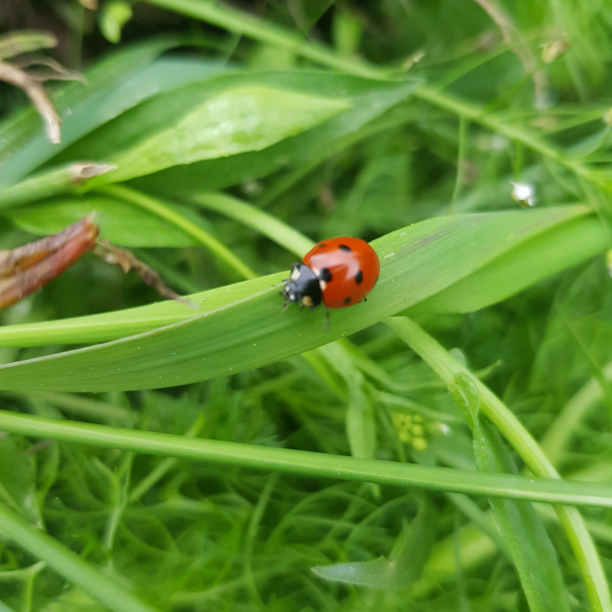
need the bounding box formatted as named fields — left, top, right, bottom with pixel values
left=283, top=237, right=380, bottom=312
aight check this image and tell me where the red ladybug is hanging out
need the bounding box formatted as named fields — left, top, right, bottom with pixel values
left=283, top=237, right=380, bottom=311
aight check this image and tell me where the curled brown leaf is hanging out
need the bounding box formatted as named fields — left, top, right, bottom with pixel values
left=0, top=215, right=99, bottom=309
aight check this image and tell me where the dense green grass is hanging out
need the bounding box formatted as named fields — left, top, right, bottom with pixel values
left=1, top=1, right=612, bottom=610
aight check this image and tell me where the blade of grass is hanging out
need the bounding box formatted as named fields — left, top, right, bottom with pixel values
left=96, top=184, right=256, bottom=279
left=539, top=361, right=612, bottom=466
left=313, top=496, right=436, bottom=589
left=0, top=207, right=597, bottom=389
left=0, top=410, right=611, bottom=507
left=145, top=0, right=386, bottom=80
left=0, top=502, right=161, bottom=612
left=386, top=316, right=612, bottom=612
left=408, top=213, right=606, bottom=314
left=452, top=372, right=569, bottom=612
left=191, top=192, right=313, bottom=257
left=126, top=73, right=419, bottom=197
left=0, top=206, right=602, bottom=390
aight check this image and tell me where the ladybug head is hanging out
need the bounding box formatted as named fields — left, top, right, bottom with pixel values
left=283, top=279, right=301, bottom=304
left=283, top=264, right=322, bottom=310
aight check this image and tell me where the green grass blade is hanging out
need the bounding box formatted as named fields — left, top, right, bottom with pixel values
left=0, top=30, right=57, bottom=61
left=409, top=213, right=606, bottom=314
left=145, top=0, right=385, bottom=79
left=0, top=410, right=611, bottom=507
left=96, top=185, right=256, bottom=278
left=0, top=502, right=160, bottom=612
left=386, top=316, right=612, bottom=612
left=0, top=207, right=602, bottom=391
left=0, top=599, right=16, bottom=612
left=192, top=192, right=313, bottom=257
left=453, top=373, right=570, bottom=612
left=313, top=496, right=436, bottom=588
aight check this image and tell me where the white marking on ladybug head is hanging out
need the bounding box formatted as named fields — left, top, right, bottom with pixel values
left=290, top=266, right=301, bottom=282
left=319, top=280, right=327, bottom=292
left=302, top=295, right=314, bottom=308
left=311, top=267, right=320, bottom=277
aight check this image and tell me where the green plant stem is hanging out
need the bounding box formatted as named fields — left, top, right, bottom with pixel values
left=449, top=115, right=468, bottom=213
left=0, top=561, right=45, bottom=582
left=31, top=392, right=132, bottom=424
left=554, top=305, right=612, bottom=423
left=145, top=0, right=386, bottom=79
left=0, top=502, right=160, bottom=612
left=386, top=316, right=611, bottom=612
left=0, top=410, right=611, bottom=507
left=0, top=163, right=114, bottom=209
left=96, top=184, right=257, bottom=280
left=413, top=86, right=591, bottom=182
left=191, top=192, right=314, bottom=257
left=540, top=361, right=612, bottom=465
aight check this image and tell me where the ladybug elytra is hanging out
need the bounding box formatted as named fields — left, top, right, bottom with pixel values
left=283, top=237, right=380, bottom=313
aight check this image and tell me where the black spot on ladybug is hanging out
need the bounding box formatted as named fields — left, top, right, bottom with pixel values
left=321, top=268, right=332, bottom=282
left=344, top=297, right=352, bottom=304
left=339, top=244, right=352, bottom=252
left=355, top=270, right=363, bottom=285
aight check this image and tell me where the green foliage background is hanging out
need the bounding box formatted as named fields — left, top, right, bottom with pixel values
left=1, top=1, right=612, bottom=610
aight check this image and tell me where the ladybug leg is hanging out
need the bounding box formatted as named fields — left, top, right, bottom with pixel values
left=324, top=307, right=330, bottom=332
left=281, top=300, right=290, bottom=313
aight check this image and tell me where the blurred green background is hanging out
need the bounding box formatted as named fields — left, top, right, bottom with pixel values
left=0, top=1, right=612, bottom=611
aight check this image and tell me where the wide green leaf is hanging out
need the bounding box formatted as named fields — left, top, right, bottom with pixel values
left=0, top=41, right=217, bottom=186
left=93, top=85, right=350, bottom=184
left=0, top=206, right=601, bottom=392
left=127, top=73, right=419, bottom=195
left=313, top=496, right=435, bottom=589
left=7, top=196, right=198, bottom=247
left=409, top=213, right=605, bottom=314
